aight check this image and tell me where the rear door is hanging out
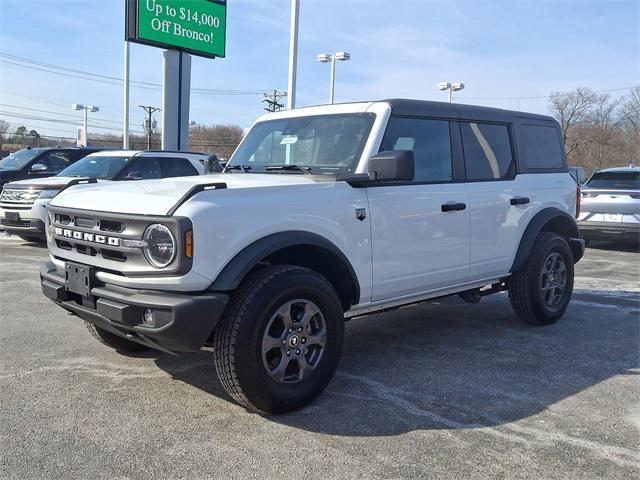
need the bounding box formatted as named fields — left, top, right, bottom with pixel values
left=367, top=116, right=470, bottom=302
left=461, top=121, right=532, bottom=279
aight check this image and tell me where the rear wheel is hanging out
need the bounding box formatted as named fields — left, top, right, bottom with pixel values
left=508, top=232, right=574, bottom=325
left=84, top=321, right=148, bottom=353
left=213, top=265, right=344, bottom=414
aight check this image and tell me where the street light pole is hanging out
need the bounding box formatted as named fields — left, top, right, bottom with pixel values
left=437, top=82, right=465, bottom=103
left=83, top=108, right=88, bottom=142
left=329, top=55, right=336, bottom=104
left=287, top=0, right=300, bottom=110
left=317, top=52, right=350, bottom=104
left=123, top=40, right=130, bottom=149
left=72, top=104, right=99, bottom=147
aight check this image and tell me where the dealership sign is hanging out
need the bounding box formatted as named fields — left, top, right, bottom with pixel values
left=126, top=0, right=226, bottom=58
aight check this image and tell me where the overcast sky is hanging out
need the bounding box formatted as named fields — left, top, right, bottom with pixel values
left=0, top=0, right=638, bottom=139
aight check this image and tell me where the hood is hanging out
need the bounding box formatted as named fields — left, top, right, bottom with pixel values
left=50, top=173, right=319, bottom=216
left=1, top=176, right=107, bottom=190
left=0, top=169, right=24, bottom=186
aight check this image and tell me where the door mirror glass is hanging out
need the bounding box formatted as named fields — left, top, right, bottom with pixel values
left=203, top=154, right=223, bottom=173
left=30, top=163, right=48, bottom=172
left=368, top=150, right=415, bottom=182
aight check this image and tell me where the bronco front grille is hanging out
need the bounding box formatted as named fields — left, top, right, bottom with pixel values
left=47, top=206, right=191, bottom=276
left=0, top=188, right=41, bottom=205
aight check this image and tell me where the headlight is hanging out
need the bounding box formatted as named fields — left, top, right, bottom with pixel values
left=142, top=224, right=176, bottom=268
left=39, top=189, right=60, bottom=199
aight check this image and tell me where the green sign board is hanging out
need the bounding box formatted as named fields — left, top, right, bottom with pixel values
left=126, top=0, right=226, bottom=58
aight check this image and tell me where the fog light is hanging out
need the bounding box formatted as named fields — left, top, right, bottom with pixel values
left=143, top=308, right=155, bottom=327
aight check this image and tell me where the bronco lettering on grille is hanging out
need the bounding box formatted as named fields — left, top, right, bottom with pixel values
left=54, top=227, right=120, bottom=246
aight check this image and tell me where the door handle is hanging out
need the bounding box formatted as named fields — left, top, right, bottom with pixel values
left=441, top=202, right=467, bottom=212
left=510, top=197, right=530, bottom=206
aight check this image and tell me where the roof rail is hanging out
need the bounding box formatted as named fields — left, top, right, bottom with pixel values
left=141, top=150, right=208, bottom=155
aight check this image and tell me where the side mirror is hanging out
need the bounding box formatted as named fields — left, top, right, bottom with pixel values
left=30, top=163, right=48, bottom=172
left=123, top=171, right=142, bottom=180
left=203, top=154, right=223, bottom=173
left=368, top=150, right=415, bottom=182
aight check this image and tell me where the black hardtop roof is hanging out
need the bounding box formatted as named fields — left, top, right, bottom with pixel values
left=383, top=99, right=555, bottom=124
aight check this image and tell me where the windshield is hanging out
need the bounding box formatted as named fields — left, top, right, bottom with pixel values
left=58, top=155, right=132, bottom=179
left=227, top=113, right=375, bottom=175
left=0, top=149, right=42, bottom=170
left=585, top=171, right=639, bottom=190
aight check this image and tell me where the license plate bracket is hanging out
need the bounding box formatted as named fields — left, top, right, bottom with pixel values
left=65, top=262, right=93, bottom=297
left=5, top=211, right=20, bottom=222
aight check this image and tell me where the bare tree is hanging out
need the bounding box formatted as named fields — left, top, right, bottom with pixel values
left=189, top=123, right=244, bottom=159
left=0, top=119, right=10, bottom=149
left=549, top=87, right=598, bottom=155
left=549, top=87, right=639, bottom=174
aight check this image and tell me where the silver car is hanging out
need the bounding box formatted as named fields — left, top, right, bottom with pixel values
left=578, top=166, right=640, bottom=244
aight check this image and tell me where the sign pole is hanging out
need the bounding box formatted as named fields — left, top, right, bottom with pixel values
left=123, top=40, right=130, bottom=149
left=161, top=50, right=191, bottom=151
left=287, top=0, right=299, bottom=110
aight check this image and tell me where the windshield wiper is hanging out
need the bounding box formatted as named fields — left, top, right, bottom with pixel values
left=224, top=164, right=251, bottom=173
left=265, top=164, right=311, bottom=175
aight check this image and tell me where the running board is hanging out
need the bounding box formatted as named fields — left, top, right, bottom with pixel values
left=345, top=275, right=510, bottom=318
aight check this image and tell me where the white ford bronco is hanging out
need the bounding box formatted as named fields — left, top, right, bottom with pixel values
left=40, top=100, right=584, bottom=414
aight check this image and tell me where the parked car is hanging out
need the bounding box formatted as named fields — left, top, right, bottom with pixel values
left=578, top=166, right=640, bottom=244
left=0, top=150, right=207, bottom=241
left=40, top=99, right=584, bottom=414
left=0, top=147, right=101, bottom=189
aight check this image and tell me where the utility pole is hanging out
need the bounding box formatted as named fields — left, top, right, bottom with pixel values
left=263, top=90, right=287, bottom=112
left=139, top=105, right=160, bottom=149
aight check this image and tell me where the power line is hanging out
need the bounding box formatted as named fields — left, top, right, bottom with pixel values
left=263, top=90, right=287, bottom=112
left=462, top=86, right=639, bottom=101
left=0, top=103, right=125, bottom=126
left=0, top=52, right=270, bottom=96
left=0, top=111, right=147, bottom=134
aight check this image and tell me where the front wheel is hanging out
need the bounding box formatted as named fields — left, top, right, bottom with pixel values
left=508, top=232, right=575, bottom=325
left=213, top=265, right=344, bottom=414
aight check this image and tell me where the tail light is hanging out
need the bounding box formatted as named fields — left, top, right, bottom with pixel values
left=575, top=186, right=581, bottom=219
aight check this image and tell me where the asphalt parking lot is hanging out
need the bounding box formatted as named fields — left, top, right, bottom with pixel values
left=1, top=235, right=638, bottom=479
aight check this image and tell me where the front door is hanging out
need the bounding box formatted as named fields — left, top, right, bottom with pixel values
left=367, top=116, right=470, bottom=302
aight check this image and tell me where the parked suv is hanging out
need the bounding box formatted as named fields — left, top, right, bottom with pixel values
left=40, top=100, right=584, bottom=413
left=0, top=147, right=101, bottom=189
left=1, top=150, right=207, bottom=241
left=578, top=166, right=640, bottom=244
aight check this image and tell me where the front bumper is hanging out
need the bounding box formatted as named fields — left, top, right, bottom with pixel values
left=0, top=202, right=48, bottom=237
left=578, top=221, right=640, bottom=243
left=40, top=261, right=228, bottom=353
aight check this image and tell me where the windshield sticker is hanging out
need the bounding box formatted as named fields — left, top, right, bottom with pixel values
left=280, top=136, right=298, bottom=145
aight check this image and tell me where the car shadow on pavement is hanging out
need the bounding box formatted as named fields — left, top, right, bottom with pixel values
left=153, top=290, right=639, bottom=436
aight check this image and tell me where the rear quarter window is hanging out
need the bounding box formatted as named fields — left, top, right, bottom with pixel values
left=520, top=124, right=564, bottom=170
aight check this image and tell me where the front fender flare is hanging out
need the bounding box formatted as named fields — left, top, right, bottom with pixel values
left=209, top=231, right=361, bottom=304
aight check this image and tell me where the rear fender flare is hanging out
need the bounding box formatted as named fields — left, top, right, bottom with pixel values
left=510, top=208, right=581, bottom=272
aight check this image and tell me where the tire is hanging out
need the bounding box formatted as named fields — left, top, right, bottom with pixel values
left=213, top=265, right=344, bottom=414
left=508, top=232, right=575, bottom=325
left=84, top=321, right=148, bottom=353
